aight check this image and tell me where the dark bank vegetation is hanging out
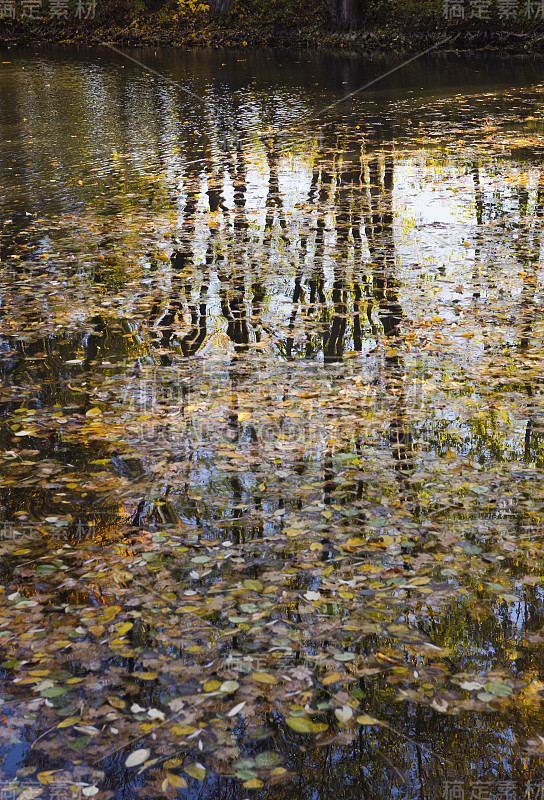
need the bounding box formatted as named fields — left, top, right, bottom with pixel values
left=3, top=0, right=544, bottom=51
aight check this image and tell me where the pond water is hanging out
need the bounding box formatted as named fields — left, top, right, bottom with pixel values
left=2, top=43, right=544, bottom=800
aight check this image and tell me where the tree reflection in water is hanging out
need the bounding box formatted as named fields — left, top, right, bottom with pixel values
left=1, top=48, right=544, bottom=800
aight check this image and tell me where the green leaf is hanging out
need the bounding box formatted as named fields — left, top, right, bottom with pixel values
left=485, top=681, right=513, bottom=697
left=40, top=687, right=68, bottom=698
left=244, top=579, right=263, bottom=592
left=236, top=769, right=259, bottom=781
left=255, top=751, right=281, bottom=767
left=333, top=652, right=355, bottom=662
left=285, top=716, right=316, bottom=733
left=68, top=735, right=91, bottom=752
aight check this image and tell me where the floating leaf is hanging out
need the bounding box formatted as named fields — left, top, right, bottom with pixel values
left=357, top=715, right=380, bottom=725
left=125, top=749, right=151, bottom=768
left=255, top=751, right=281, bottom=768
left=333, top=652, right=355, bottom=662
left=115, top=622, right=133, bottom=636
left=228, top=701, right=246, bottom=717
left=485, top=681, right=513, bottom=697
left=132, top=672, right=157, bottom=681
left=203, top=680, right=222, bottom=692
left=220, top=681, right=239, bottom=693
left=244, top=579, right=263, bottom=592
left=285, top=717, right=316, bottom=733
left=37, top=771, right=58, bottom=785
left=334, top=705, right=353, bottom=724
left=163, top=759, right=182, bottom=769
left=323, top=672, right=344, bottom=686
left=40, top=686, right=67, bottom=698
left=170, top=725, right=198, bottom=735
left=68, top=735, right=91, bottom=752
left=165, top=774, right=187, bottom=788
left=57, top=716, right=81, bottom=728
left=252, top=672, right=277, bottom=685
left=459, top=681, right=484, bottom=692
left=236, top=769, right=258, bottom=781
left=185, top=763, right=206, bottom=781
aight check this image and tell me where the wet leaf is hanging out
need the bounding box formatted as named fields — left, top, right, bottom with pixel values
left=333, top=652, right=355, bottom=662
left=125, top=749, right=151, bottom=768
left=244, top=579, right=263, bottom=592
left=485, top=681, right=513, bottom=697
left=220, top=681, right=239, bottom=693
left=185, top=763, right=206, bottom=781
left=252, top=672, right=277, bottom=685
left=357, top=715, right=380, bottom=725
left=285, top=717, right=317, bottom=733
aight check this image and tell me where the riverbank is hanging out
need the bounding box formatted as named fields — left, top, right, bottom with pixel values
left=2, top=14, right=544, bottom=53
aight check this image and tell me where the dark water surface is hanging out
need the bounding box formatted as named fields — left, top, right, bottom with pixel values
left=2, top=44, right=544, bottom=800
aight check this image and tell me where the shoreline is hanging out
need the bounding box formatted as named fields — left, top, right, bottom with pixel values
left=2, top=21, right=544, bottom=54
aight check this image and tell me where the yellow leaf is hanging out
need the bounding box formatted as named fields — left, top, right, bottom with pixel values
left=132, top=672, right=157, bottom=680
left=163, top=759, right=182, bottom=769
left=252, top=672, right=277, bottom=685
left=323, top=672, right=344, bottom=686
left=185, top=764, right=206, bottom=781
left=171, top=725, right=198, bottom=735
left=115, top=622, right=133, bottom=636
left=57, top=716, right=81, bottom=729
left=357, top=714, right=380, bottom=725
left=86, top=407, right=101, bottom=418
left=37, top=771, right=58, bottom=785
left=243, top=779, right=263, bottom=789
left=203, top=680, right=222, bottom=692
left=107, top=696, right=125, bottom=709
left=166, top=774, right=187, bottom=788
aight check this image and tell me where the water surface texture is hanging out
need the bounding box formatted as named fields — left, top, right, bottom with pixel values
left=1, top=46, right=544, bottom=800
